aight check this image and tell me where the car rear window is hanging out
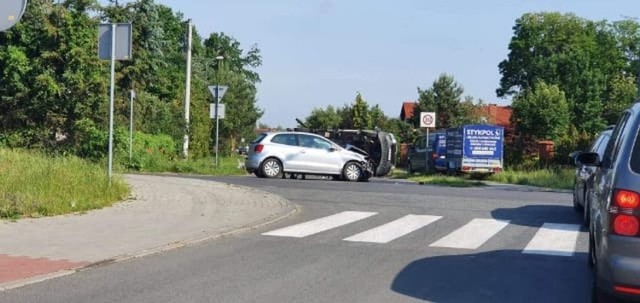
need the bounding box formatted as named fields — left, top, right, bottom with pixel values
left=251, top=133, right=268, bottom=144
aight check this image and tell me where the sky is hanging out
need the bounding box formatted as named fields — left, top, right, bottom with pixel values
left=154, top=0, right=640, bottom=128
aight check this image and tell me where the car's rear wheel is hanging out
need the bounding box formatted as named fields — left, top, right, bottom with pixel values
left=343, top=162, right=363, bottom=182
left=260, top=158, right=283, bottom=178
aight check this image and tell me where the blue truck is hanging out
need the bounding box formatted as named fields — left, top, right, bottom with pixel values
left=444, top=124, right=504, bottom=175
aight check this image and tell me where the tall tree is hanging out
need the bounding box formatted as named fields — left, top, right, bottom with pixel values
left=411, top=74, right=465, bottom=129
left=202, top=32, right=263, bottom=155
left=351, top=92, right=371, bottom=129
left=305, top=105, right=342, bottom=129
left=497, top=12, right=629, bottom=135
left=511, top=81, right=570, bottom=142
left=0, top=0, right=106, bottom=148
left=603, top=74, right=637, bottom=125
left=368, top=104, right=388, bottom=129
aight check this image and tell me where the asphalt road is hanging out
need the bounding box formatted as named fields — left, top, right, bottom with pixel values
left=0, top=176, right=591, bottom=303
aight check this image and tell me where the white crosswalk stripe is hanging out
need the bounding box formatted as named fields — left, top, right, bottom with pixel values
left=343, top=214, right=442, bottom=244
left=522, top=223, right=582, bottom=256
left=429, top=218, right=510, bottom=249
left=262, top=211, right=377, bottom=238
left=262, top=211, right=583, bottom=256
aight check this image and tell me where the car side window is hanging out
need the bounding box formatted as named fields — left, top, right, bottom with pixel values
left=299, top=135, right=332, bottom=150
left=415, top=137, right=425, bottom=149
left=595, top=134, right=610, bottom=158
left=602, top=113, right=630, bottom=169
left=271, top=134, right=298, bottom=146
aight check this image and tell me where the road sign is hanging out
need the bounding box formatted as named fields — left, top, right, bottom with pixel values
left=210, top=103, right=225, bottom=119
left=0, top=0, right=27, bottom=32
left=98, top=23, right=132, bottom=60
left=420, top=112, right=436, bottom=128
left=208, top=85, right=228, bottom=100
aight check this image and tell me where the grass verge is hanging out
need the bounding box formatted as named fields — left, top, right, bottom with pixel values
left=123, top=154, right=248, bottom=176
left=391, top=167, right=574, bottom=190
left=391, top=170, right=486, bottom=187
left=0, top=148, right=130, bottom=219
left=487, top=168, right=574, bottom=190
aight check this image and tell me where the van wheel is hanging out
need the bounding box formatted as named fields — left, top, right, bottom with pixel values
left=343, top=162, right=363, bottom=182
left=260, top=158, right=283, bottom=178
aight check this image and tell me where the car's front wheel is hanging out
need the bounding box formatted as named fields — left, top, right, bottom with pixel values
left=342, top=162, right=363, bottom=182
left=260, top=158, right=283, bottom=178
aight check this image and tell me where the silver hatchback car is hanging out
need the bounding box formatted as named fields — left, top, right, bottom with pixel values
left=578, top=101, right=640, bottom=302
left=245, top=132, right=372, bottom=181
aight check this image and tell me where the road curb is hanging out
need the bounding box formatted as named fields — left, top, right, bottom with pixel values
left=0, top=188, right=299, bottom=292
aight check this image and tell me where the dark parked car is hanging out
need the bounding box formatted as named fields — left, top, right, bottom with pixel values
left=578, top=102, right=640, bottom=302
left=407, top=132, right=447, bottom=174
left=571, top=126, right=613, bottom=226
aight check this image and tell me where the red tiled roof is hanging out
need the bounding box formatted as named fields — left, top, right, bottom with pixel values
left=401, top=101, right=416, bottom=120
left=479, top=104, right=512, bottom=127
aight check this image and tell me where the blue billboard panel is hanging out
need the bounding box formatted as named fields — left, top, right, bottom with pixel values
left=462, top=125, right=503, bottom=160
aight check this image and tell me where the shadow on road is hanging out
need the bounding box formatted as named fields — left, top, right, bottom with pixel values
left=391, top=250, right=591, bottom=303
left=491, top=204, right=582, bottom=228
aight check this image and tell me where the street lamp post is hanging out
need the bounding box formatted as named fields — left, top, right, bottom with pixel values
left=214, top=55, right=224, bottom=167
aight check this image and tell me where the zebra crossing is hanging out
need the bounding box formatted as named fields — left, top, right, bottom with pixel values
left=262, top=211, right=584, bottom=256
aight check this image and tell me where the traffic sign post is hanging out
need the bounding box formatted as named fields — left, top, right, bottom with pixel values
left=208, top=85, right=228, bottom=167
left=98, top=23, right=132, bottom=183
left=420, top=112, right=437, bottom=172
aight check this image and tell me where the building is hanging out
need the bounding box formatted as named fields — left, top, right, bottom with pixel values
left=400, top=101, right=416, bottom=121
left=399, top=102, right=512, bottom=129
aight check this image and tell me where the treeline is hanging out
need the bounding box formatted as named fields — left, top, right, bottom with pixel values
left=500, top=12, right=639, bottom=165
left=0, top=0, right=262, bottom=164
left=303, top=75, right=487, bottom=147
left=305, top=12, right=640, bottom=167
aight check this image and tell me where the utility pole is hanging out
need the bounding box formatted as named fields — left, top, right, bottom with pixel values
left=182, top=19, right=193, bottom=159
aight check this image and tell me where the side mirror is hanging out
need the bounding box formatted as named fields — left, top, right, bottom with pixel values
left=576, top=152, right=600, bottom=167
left=568, top=151, right=581, bottom=166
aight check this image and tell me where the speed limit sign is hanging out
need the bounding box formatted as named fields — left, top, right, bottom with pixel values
left=420, top=112, right=436, bottom=128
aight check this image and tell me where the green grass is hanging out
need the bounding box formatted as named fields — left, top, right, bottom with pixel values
left=487, top=168, right=574, bottom=190
left=391, top=167, right=574, bottom=190
left=391, top=170, right=486, bottom=187
left=121, top=154, right=249, bottom=176
left=0, top=148, right=130, bottom=219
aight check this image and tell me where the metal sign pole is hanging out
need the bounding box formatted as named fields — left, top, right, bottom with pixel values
left=107, top=23, right=116, bottom=182
left=215, top=85, right=219, bottom=167
left=129, top=89, right=134, bottom=163
left=425, top=127, right=430, bottom=173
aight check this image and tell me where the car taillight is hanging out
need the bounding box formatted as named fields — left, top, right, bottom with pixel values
left=610, top=189, right=640, bottom=237
left=254, top=144, right=264, bottom=153
left=615, top=285, right=640, bottom=295
left=615, top=189, right=640, bottom=208
left=431, top=152, right=438, bottom=160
